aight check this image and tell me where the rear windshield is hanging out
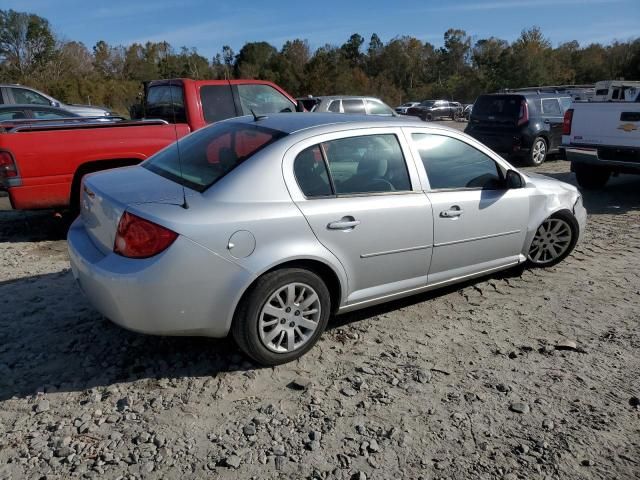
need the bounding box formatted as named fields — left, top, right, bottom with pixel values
left=145, top=85, right=186, bottom=123
left=143, top=122, right=287, bottom=192
left=473, top=95, right=522, bottom=119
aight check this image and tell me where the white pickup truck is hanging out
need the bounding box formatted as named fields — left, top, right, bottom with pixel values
left=562, top=91, right=640, bottom=188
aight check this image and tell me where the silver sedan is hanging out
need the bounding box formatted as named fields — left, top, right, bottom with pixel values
left=68, top=113, right=586, bottom=365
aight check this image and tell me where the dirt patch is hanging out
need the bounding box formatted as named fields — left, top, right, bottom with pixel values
left=0, top=153, right=638, bottom=479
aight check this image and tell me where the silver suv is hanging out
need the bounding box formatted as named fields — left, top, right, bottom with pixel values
left=310, top=96, right=396, bottom=116
left=0, top=84, right=112, bottom=117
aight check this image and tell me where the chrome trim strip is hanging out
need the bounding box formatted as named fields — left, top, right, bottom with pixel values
left=434, top=229, right=521, bottom=248
left=338, top=258, right=523, bottom=313
left=360, top=244, right=432, bottom=259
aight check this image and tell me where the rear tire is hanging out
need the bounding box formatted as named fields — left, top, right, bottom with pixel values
left=574, top=163, right=611, bottom=189
left=526, top=136, right=547, bottom=166
left=232, top=268, right=331, bottom=366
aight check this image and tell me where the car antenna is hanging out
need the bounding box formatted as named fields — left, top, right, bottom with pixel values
left=251, top=109, right=267, bottom=121
left=168, top=80, right=189, bottom=209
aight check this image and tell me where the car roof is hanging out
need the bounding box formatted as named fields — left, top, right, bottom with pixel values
left=223, top=112, right=458, bottom=135
left=316, top=95, right=382, bottom=101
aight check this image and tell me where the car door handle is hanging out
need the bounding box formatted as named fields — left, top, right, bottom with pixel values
left=327, top=217, right=360, bottom=230
left=544, top=119, right=550, bottom=124
left=440, top=207, right=463, bottom=218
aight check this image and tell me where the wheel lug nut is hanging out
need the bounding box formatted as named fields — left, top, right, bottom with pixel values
left=294, top=310, right=300, bottom=316
left=280, top=319, right=286, bottom=324
left=285, top=307, right=291, bottom=313
left=289, top=322, right=295, bottom=327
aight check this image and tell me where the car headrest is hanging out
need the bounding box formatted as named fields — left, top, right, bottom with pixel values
left=357, top=150, right=388, bottom=178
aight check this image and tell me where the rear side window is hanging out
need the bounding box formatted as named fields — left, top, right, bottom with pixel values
left=144, top=122, right=287, bottom=192
left=146, top=85, right=186, bottom=123
left=11, top=88, right=50, bottom=105
left=558, top=97, right=572, bottom=112
left=472, top=95, right=521, bottom=120
left=328, top=100, right=341, bottom=112
left=324, top=134, right=411, bottom=194
left=0, top=110, right=26, bottom=121
left=342, top=99, right=366, bottom=114
left=412, top=133, right=502, bottom=190
left=294, top=146, right=332, bottom=197
left=237, top=84, right=296, bottom=116
left=200, top=85, right=237, bottom=123
left=541, top=98, right=562, bottom=115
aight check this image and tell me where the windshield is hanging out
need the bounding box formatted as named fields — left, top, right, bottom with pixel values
left=420, top=100, right=435, bottom=107
left=143, top=122, right=287, bottom=192
left=472, top=95, right=522, bottom=120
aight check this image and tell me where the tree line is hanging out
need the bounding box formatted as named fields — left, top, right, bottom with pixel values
left=0, top=9, right=638, bottom=115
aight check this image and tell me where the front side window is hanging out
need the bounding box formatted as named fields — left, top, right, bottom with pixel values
left=323, top=134, right=411, bottom=194
left=144, top=122, right=287, bottom=192
left=412, top=133, right=502, bottom=190
left=11, top=88, right=50, bottom=105
left=32, top=109, right=73, bottom=119
left=200, top=85, right=237, bottom=123
left=366, top=99, right=393, bottom=115
left=541, top=98, right=562, bottom=115
left=342, top=99, right=366, bottom=114
left=237, top=84, right=296, bottom=116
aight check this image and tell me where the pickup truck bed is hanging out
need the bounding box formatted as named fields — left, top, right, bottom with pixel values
left=563, top=98, right=640, bottom=188
left=1, top=120, right=190, bottom=209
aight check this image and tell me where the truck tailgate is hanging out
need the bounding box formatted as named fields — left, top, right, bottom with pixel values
left=569, top=103, right=640, bottom=148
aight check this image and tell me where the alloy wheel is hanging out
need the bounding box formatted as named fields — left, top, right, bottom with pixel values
left=258, top=282, right=321, bottom=353
left=532, top=138, right=547, bottom=165
left=528, top=218, right=573, bottom=265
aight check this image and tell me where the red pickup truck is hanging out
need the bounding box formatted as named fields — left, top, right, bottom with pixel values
left=0, top=78, right=300, bottom=210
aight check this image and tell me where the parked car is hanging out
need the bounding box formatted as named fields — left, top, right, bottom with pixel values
left=563, top=89, right=640, bottom=188
left=296, top=96, right=320, bottom=111
left=0, top=84, right=113, bottom=117
left=0, top=104, right=82, bottom=121
left=310, top=96, right=396, bottom=116
left=395, top=101, right=420, bottom=115
left=68, top=113, right=586, bottom=366
left=0, top=78, right=300, bottom=211
left=406, top=100, right=462, bottom=121
left=465, top=92, right=573, bottom=166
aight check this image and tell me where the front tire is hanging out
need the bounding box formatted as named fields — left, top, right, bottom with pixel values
left=574, top=163, right=611, bottom=189
left=527, top=136, right=547, bottom=166
left=232, top=268, right=331, bottom=366
left=527, top=211, right=578, bottom=267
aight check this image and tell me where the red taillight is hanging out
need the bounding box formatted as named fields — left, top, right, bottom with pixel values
left=517, top=100, right=529, bottom=126
left=563, top=109, right=573, bottom=135
left=0, top=150, right=17, bottom=178
left=114, top=212, right=178, bottom=259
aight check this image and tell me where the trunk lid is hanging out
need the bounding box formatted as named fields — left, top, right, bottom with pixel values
left=80, top=166, right=185, bottom=254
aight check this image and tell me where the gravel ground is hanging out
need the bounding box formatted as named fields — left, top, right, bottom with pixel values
left=0, top=121, right=639, bottom=479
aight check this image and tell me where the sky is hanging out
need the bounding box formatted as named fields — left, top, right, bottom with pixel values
left=5, top=0, right=640, bottom=58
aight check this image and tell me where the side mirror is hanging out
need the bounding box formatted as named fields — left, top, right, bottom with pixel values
left=296, top=100, right=305, bottom=112
left=50, top=100, right=60, bottom=107
left=506, top=169, right=524, bottom=189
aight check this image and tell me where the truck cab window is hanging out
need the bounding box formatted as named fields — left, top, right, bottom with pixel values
left=145, top=85, right=186, bottom=123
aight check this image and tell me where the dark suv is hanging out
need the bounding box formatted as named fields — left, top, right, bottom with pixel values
left=464, top=92, right=572, bottom=165
left=406, top=100, right=462, bottom=121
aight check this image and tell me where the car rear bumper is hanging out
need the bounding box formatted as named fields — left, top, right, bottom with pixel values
left=67, top=217, right=251, bottom=337
left=465, top=131, right=530, bottom=155
left=566, top=146, right=640, bottom=173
